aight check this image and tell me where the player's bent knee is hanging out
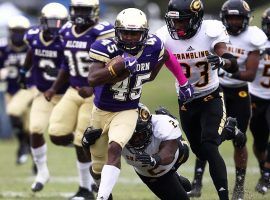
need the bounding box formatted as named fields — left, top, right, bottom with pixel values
left=92, top=158, right=106, bottom=174
left=50, top=134, right=73, bottom=146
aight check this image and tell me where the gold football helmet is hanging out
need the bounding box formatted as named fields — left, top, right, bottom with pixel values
left=40, top=3, right=68, bottom=36
left=115, top=8, right=149, bottom=54
left=8, top=15, right=30, bottom=46
left=70, top=0, right=99, bottom=26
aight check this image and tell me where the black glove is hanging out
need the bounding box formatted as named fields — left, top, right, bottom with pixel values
left=178, top=81, right=194, bottom=102
left=207, top=54, right=226, bottom=70
left=45, top=66, right=59, bottom=77
left=135, top=152, right=161, bottom=167
left=81, top=127, right=102, bottom=149
left=17, top=68, right=27, bottom=89
left=155, top=106, right=177, bottom=120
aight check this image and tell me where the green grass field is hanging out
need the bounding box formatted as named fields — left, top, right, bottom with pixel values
left=0, top=68, right=270, bottom=200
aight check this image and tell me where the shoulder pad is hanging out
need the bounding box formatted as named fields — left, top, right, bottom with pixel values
left=0, top=38, right=8, bottom=48
left=89, top=39, right=115, bottom=63
left=61, top=21, right=72, bottom=30
left=248, top=26, right=268, bottom=47
left=205, top=20, right=226, bottom=38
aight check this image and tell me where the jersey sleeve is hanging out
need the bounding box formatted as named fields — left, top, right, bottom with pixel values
left=152, top=115, right=182, bottom=141
left=24, top=26, right=40, bottom=48
left=249, top=26, right=267, bottom=51
left=146, top=34, right=165, bottom=61
left=205, top=20, right=230, bottom=50
left=94, top=21, right=115, bottom=40
left=89, top=39, right=114, bottom=63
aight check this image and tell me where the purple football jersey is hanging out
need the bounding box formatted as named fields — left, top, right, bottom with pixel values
left=0, top=38, right=32, bottom=95
left=60, top=21, right=114, bottom=88
left=25, top=26, right=68, bottom=93
left=89, top=34, right=165, bottom=112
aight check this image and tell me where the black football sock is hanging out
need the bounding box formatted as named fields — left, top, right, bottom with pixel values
left=193, top=158, right=206, bottom=184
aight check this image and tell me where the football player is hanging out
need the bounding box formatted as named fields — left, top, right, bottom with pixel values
left=155, top=0, right=245, bottom=199
left=85, top=8, right=193, bottom=200
left=122, top=104, right=191, bottom=200
left=43, top=0, right=114, bottom=199
left=19, top=3, right=69, bottom=192
left=0, top=16, right=35, bottom=165
left=187, top=1, right=267, bottom=199
left=249, top=7, right=270, bottom=195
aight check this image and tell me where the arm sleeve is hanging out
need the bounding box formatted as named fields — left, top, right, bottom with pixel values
left=165, top=49, right=188, bottom=86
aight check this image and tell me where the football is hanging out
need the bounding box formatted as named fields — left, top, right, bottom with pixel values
left=106, top=55, right=130, bottom=83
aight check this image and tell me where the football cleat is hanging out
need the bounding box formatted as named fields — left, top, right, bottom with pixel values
left=91, top=183, right=98, bottom=193
left=232, top=184, right=244, bottom=200
left=255, top=176, right=270, bottom=195
left=16, top=144, right=29, bottom=165
left=187, top=180, right=202, bottom=198
left=69, top=186, right=95, bottom=200
left=31, top=166, right=50, bottom=192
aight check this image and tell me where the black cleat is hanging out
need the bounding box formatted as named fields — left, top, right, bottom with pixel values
left=108, top=194, right=113, bottom=200
left=177, top=174, right=192, bottom=192
left=232, top=184, right=244, bottom=200
left=31, top=182, right=44, bottom=192
left=16, top=144, right=29, bottom=165
left=91, top=183, right=98, bottom=193
left=255, top=177, right=269, bottom=195
left=69, top=186, right=95, bottom=200
left=187, top=180, right=202, bottom=198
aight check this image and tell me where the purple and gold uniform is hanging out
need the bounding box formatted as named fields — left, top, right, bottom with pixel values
left=48, top=21, right=114, bottom=146
left=0, top=38, right=35, bottom=125
left=25, top=26, right=68, bottom=93
left=88, top=34, right=165, bottom=173
left=24, top=26, right=68, bottom=134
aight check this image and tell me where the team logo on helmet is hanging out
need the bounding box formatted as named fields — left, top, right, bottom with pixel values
left=139, top=106, right=151, bottom=122
left=242, top=1, right=250, bottom=12
left=238, top=91, right=248, bottom=98
left=190, top=0, right=202, bottom=13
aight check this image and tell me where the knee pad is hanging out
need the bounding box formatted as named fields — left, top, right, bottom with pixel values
left=50, top=134, right=74, bottom=146
left=82, top=127, right=102, bottom=149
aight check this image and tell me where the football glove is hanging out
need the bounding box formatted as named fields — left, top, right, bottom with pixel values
left=45, top=66, right=59, bottom=77
left=207, top=54, right=226, bottom=70
left=122, top=52, right=137, bottom=74
left=17, top=68, right=27, bottom=89
left=155, top=106, right=177, bottom=120
left=178, top=81, right=194, bottom=102
left=135, top=152, right=161, bottom=167
left=81, top=127, right=102, bottom=149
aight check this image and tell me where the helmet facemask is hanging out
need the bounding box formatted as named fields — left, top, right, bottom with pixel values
left=220, top=0, right=251, bottom=36
left=221, top=13, right=249, bottom=36
left=9, top=28, right=27, bottom=47
left=115, top=28, right=148, bottom=55
left=41, top=17, right=67, bottom=38
left=70, top=5, right=99, bottom=27
left=126, top=103, right=152, bottom=154
left=165, top=11, right=202, bottom=40
left=115, top=8, right=149, bottom=55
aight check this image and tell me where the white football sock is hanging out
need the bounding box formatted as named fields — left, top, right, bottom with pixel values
left=97, top=165, right=120, bottom=200
left=31, top=144, right=49, bottom=183
left=77, top=161, right=94, bottom=191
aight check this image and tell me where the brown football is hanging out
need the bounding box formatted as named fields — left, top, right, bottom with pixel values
left=106, top=56, right=130, bottom=83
